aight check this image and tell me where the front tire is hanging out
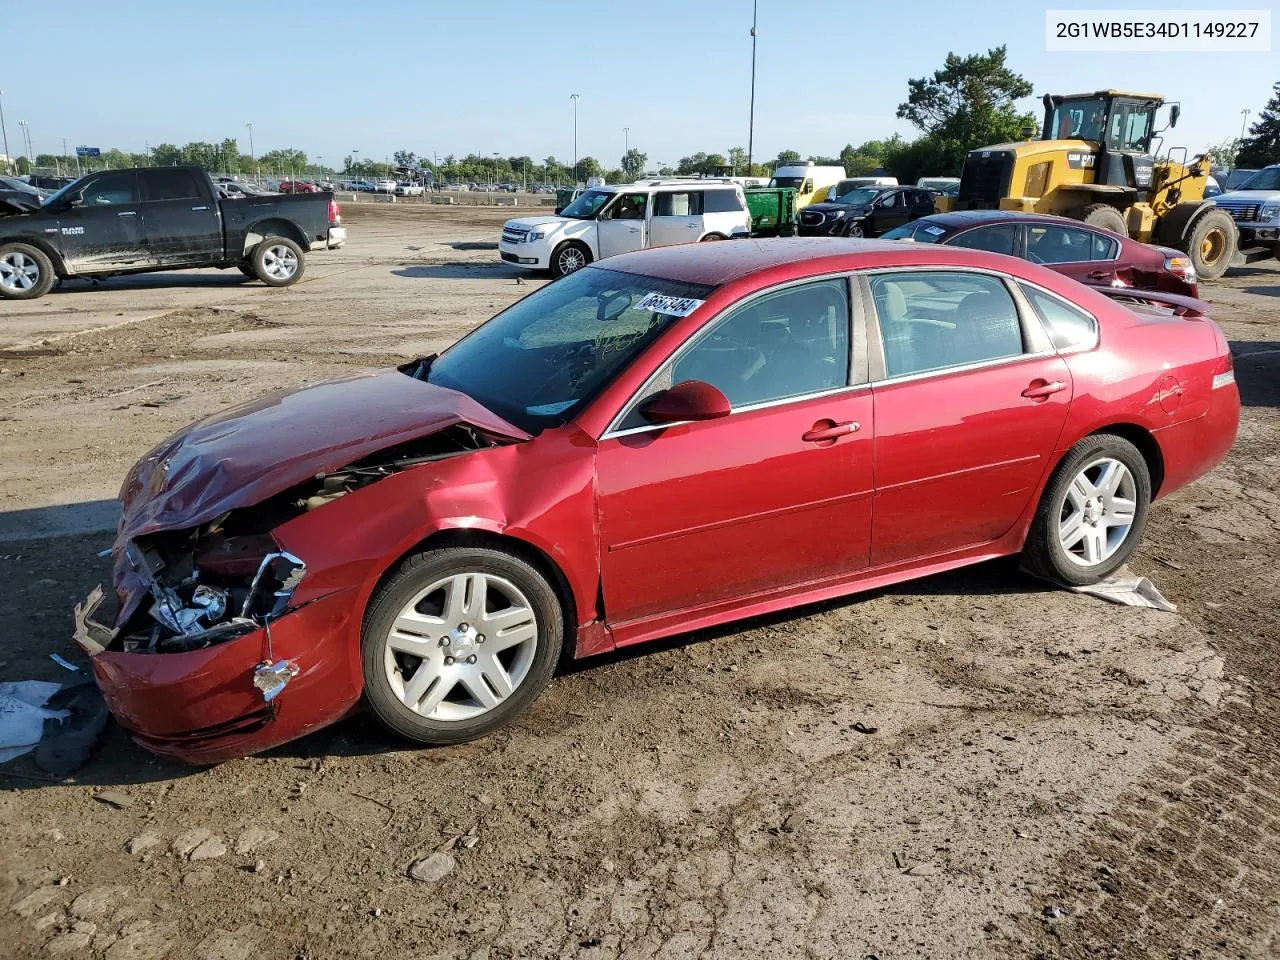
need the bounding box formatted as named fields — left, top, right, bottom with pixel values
left=1076, top=203, right=1129, bottom=236
left=844, top=222, right=865, bottom=238
left=0, top=243, right=56, bottom=301
left=361, top=547, right=563, bottom=746
left=249, top=236, right=305, bottom=287
left=549, top=241, right=591, bottom=278
left=1021, top=434, right=1151, bottom=586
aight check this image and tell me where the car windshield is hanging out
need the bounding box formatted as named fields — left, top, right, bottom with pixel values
left=40, top=178, right=85, bottom=207
left=768, top=176, right=805, bottom=189
left=1237, top=167, right=1280, bottom=191
left=0, top=175, right=38, bottom=194
left=833, top=188, right=880, bottom=205
left=426, top=267, right=716, bottom=433
left=559, top=189, right=613, bottom=219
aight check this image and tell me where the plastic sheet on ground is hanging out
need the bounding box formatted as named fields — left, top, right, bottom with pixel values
left=1069, top=566, right=1177, bottom=612
left=0, top=681, right=68, bottom=764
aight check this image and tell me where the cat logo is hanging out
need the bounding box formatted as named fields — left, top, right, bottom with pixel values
left=1066, top=153, right=1097, bottom=170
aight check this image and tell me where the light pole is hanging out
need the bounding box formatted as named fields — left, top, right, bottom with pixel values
left=246, top=122, right=256, bottom=182
left=0, top=90, right=10, bottom=174
left=18, top=119, right=31, bottom=169
left=1239, top=108, right=1251, bottom=144
left=747, top=0, right=758, bottom=175
left=569, top=93, right=580, bottom=183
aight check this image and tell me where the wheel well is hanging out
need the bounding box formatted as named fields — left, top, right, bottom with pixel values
left=243, top=219, right=309, bottom=257
left=376, top=528, right=579, bottom=652
left=1090, top=424, right=1165, bottom=495
left=2, top=236, right=68, bottom=276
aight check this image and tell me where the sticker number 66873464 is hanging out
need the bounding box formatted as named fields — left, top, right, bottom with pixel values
left=60, top=227, right=85, bottom=236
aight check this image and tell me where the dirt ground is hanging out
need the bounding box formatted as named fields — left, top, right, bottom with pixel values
left=1, top=203, right=1278, bottom=960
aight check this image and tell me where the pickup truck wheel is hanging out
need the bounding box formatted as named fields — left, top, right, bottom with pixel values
left=0, top=243, right=56, bottom=300
left=250, top=237, right=306, bottom=287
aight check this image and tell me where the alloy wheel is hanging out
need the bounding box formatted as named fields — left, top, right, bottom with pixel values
left=0, top=251, right=39, bottom=292
left=558, top=247, right=586, bottom=274
left=383, top=572, right=538, bottom=721
left=1057, top=457, right=1137, bottom=567
left=262, top=245, right=299, bottom=281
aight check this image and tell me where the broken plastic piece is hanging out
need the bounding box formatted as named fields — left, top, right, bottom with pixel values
left=253, top=660, right=300, bottom=703
left=49, top=653, right=79, bottom=673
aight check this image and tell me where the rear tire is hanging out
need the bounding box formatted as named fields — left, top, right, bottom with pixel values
left=1076, top=203, right=1129, bottom=236
left=1021, top=434, right=1151, bottom=587
left=0, top=242, right=56, bottom=301
left=249, top=236, right=305, bottom=287
left=1183, top=208, right=1236, bottom=281
left=699, top=233, right=727, bottom=242
left=549, top=241, right=591, bottom=279
left=361, top=547, right=563, bottom=746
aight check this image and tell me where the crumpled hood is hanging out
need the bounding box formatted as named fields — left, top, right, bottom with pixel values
left=505, top=215, right=568, bottom=230
left=118, top=368, right=529, bottom=539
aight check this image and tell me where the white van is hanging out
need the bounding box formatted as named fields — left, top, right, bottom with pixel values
left=499, top=179, right=750, bottom=277
left=824, top=176, right=898, bottom=201
left=768, top=162, right=846, bottom=209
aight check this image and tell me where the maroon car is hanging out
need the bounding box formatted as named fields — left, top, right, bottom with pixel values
left=279, top=180, right=319, bottom=194
left=883, top=211, right=1199, bottom=297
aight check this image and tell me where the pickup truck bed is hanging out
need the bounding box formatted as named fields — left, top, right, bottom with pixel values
left=0, top=165, right=345, bottom=300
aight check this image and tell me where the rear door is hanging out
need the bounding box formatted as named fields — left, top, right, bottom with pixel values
left=1025, top=222, right=1114, bottom=285
left=865, top=269, right=1072, bottom=565
left=138, top=169, right=222, bottom=264
left=53, top=170, right=146, bottom=274
left=649, top=190, right=702, bottom=247
left=596, top=192, right=649, bottom=258
left=872, top=191, right=910, bottom=235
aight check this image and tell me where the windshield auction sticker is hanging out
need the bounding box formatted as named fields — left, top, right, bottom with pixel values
left=635, top=293, right=705, bottom=317
left=1046, top=9, right=1271, bottom=51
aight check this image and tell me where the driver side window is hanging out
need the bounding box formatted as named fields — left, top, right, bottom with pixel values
left=601, top=193, right=648, bottom=221
left=880, top=192, right=898, bottom=208
left=78, top=172, right=139, bottom=206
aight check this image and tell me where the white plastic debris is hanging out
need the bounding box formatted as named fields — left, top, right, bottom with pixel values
left=1069, top=567, right=1177, bottom=612
left=0, top=681, right=68, bottom=764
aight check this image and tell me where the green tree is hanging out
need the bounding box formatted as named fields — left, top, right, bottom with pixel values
left=259, top=148, right=308, bottom=176
left=895, top=45, right=1035, bottom=176
left=180, top=141, right=220, bottom=171
left=219, top=138, right=240, bottom=175
left=775, top=149, right=802, bottom=165
left=1237, top=82, right=1280, bottom=168
left=151, top=143, right=182, bottom=167
left=393, top=149, right=417, bottom=169
left=575, top=156, right=602, bottom=181
left=100, top=148, right=133, bottom=169
left=621, top=147, right=647, bottom=180
left=658, top=166, right=674, bottom=176
left=1203, top=137, right=1240, bottom=169
left=727, top=146, right=748, bottom=174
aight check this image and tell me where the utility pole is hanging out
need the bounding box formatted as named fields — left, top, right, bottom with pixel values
left=18, top=119, right=31, bottom=169
left=0, top=90, right=10, bottom=174
left=1239, top=108, right=1250, bottom=144
left=246, top=122, right=256, bottom=182
left=570, top=93, right=580, bottom=184
left=747, top=0, right=758, bottom=175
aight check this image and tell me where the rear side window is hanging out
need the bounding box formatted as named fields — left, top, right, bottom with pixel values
left=1091, top=233, right=1118, bottom=260
left=655, top=191, right=703, bottom=217
left=871, top=272, right=1025, bottom=378
left=1026, top=224, right=1094, bottom=264
left=141, top=169, right=203, bottom=202
left=703, top=189, right=743, bottom=213
left=1019, top=284, right=1099, bottom=352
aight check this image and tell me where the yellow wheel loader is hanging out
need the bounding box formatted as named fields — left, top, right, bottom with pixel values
left=946, top=91, right=1237, bottom=280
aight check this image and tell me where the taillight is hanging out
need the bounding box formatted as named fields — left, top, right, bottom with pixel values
left=1211, top=323, right=1234, bottom=389
left=1163, top=254, right=1196, bottom=285
left=328, top=198, right=341, bottom=224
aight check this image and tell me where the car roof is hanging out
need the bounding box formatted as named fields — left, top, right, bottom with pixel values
left=914, top=209, right=1124, bottom=233
left=600, top=237, right=1031, bottom=286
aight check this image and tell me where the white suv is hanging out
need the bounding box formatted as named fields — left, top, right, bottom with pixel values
left=499, top=179, right=751, bottom=277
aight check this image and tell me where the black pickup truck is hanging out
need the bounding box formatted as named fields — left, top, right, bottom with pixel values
left=0, top=166, right=345, bottom=300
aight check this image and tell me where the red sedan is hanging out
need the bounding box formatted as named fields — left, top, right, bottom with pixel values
left=882, top=211, right=1200, bottom=297
left=279, top=180, right=319, bottom=194
left=73, top=240, right=1239, bottom=763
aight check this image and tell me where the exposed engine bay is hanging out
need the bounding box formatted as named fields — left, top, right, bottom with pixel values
left=110, top=425, right=494, bottom=655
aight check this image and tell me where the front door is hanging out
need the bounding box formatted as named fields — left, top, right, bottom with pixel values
left=866, top=269, right=1072, bottom=565
left=596, top=278, right=874, bottom=633
left=871, top=191, right=910, bottom=236
left=596, top=191, right=649, bottom=258
left=54, top=170, right=147, bottom=274
left=138, top=168, right=222, bottom=264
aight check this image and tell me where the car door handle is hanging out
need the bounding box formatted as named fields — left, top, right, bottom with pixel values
left=1087, top=270, right=1111, bottom=280
left=191, top=205, right=209, bottom=211
left=802, top=419, right=861, bottom=443
left=117, top=211, right=137, bottom=217
left=1021, top=379, right=1067, bottom=400
left=628, top=227, right=639, bottom=233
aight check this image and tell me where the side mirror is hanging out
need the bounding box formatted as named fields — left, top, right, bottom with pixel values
left=1169, top=104, right=1181, bottom=128
left=639, top=380, right=731, bottom=425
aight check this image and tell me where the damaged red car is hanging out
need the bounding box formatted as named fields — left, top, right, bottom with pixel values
left=73, top=239, right=1240, bottom=763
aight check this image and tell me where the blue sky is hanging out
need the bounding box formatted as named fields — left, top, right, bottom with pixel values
left=2, top=0, right=1275, bottom=169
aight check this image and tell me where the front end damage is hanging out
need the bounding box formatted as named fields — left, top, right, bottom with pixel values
left=72, top=387, right=527, bottom=763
